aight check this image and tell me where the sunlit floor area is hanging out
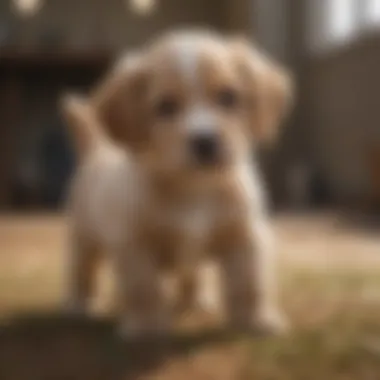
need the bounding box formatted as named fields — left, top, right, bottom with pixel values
left=1, top=213, right=380, bottom=380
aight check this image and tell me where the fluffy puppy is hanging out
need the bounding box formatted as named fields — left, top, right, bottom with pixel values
left=62, top=30, right=294, bottom=336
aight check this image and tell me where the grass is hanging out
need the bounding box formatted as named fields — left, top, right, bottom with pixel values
left=1, top=214, right=380, bottom=379
left=1, top=266, right=380, bottom=379
left=247, top=272, right=380, bottom=380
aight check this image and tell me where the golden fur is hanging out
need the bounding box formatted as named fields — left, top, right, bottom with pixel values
left=61, top=30, right=294, bottom=336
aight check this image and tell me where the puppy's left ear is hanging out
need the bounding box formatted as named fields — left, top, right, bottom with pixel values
left=230, top=38, right=294, bottom=144
left=91, top=52, right=149, bottom=151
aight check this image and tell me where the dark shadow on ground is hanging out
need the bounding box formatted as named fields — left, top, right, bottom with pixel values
left=0, top=313, right=241, bottom=380
left=334, top=209, right=380, bottom=234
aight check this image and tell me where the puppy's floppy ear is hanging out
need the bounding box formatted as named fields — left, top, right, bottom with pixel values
left=230, top=37, right=294, bottom=144
left=92, top=52, right=149, bottom=149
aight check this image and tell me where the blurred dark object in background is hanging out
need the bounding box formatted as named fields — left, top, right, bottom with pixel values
left=39, top=125, right=74, bottom=207
left=368, top=144, right=380, bottom=213
left=0, top=0, right=380, bottom=215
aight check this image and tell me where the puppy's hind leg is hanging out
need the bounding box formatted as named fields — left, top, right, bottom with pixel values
left=65, top=230, right=100, bottom=315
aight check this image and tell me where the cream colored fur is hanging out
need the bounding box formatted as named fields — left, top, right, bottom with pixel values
left=61, top=30, right=294, bottom=336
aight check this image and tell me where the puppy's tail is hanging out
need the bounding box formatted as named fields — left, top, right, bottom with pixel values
left=60, top=93, right=106, bottom=159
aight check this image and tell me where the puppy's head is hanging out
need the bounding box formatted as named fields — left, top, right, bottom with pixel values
left=93, top=31, right=293, bottom=176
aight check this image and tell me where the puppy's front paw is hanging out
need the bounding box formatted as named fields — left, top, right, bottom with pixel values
left=252, top=308, right=290, bottom=336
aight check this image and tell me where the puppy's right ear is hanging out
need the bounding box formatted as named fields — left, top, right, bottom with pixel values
left=92, top=52, right=149, bottom=149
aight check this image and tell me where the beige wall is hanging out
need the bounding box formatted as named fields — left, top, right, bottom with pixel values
left=304, top=36, right=380, bottom=203
left=2, top=0, right=308, bottom=208
left=253, top=0, right=288, bottom=62
left=225, top=0, right=291, bottom=62
left=224, top=0, right=252, bottom=34
left=3, top=0, right=294, bottom=57
left=4, top=0, right=227, bottom=51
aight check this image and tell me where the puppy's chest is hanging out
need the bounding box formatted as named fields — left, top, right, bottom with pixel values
left=143, top=200, right=217, bottom=269
left=152, top=200, right=217, bottom=239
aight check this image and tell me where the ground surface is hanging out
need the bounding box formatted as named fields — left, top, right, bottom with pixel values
left=0, top=212, right=380, bottom=380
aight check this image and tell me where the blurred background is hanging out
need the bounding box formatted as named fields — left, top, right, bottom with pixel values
left=1, top=0, right=380, bottom=213
left=2, top=2, right=380, bottom=379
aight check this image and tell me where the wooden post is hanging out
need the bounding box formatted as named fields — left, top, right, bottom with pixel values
left=0, top=76, right=23, bottom=210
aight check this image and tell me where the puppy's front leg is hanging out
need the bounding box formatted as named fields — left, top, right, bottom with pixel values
left=66, top=231, right=100, bottom=315
left=219, top=216, right=287, bottom=335
left=113, top=246, right=170, bottom=337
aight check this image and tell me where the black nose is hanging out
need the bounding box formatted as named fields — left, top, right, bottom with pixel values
left=190, top=134, right=219, bottom=164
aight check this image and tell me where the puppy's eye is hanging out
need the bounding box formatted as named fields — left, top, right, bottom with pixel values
left=216, top=88, right=239, bottom=109
left=155, top=97, right=180, bottom=118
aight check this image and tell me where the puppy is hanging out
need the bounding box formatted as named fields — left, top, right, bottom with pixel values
left=62, top=30, right=294, bottom=336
